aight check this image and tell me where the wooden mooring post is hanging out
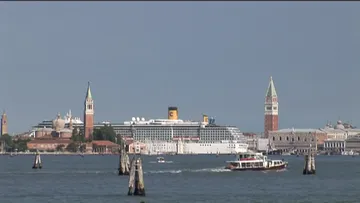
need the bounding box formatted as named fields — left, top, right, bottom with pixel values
left=118, top=143, right=130, bottom=175
left=32, top=151, right=42, bottom=169
left=127, top=142, right=145, bottom=196
left=303, top=148, right=316, bottom=175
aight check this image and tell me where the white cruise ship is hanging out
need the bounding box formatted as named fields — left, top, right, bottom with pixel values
left=121, top=107, right=248, bottom=155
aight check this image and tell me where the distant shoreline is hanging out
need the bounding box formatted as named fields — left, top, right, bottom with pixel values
left=0, top=152, right=119, bottom=156
left=0, top=152, right=178, bottom=156
left=0, top=152, right=223, bottom=156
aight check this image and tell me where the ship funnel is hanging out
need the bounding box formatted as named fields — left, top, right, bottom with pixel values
left=168, top=106, right=178, bottom=120
left=203, top=114, right=209, bottom=124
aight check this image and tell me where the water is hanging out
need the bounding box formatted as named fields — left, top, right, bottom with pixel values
left=0, top=154, right=359, bottom=203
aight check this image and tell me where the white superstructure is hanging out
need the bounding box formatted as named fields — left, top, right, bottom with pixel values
left=184, top=141, right=248, bottom=154
left=128, top=110, right=248, bottom=155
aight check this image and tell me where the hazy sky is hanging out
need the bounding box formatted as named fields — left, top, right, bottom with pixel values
left=1, top=2, right=360, bottom=134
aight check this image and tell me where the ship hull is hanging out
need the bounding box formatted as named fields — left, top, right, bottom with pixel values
left=145, top=141, right=248, bottom=155
left=184, top=143, right=248, bottom=155
left=225, top=163, right=287, bottom=171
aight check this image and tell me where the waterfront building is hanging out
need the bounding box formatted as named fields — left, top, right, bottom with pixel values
left=27, top=139, right=72, bottom=151
left=268, top=128, right=327, bottom=153
left=243, top=133, right=268, bottom=151
left=344, top=135, right=360, bottom=152
left=320, top=121, right=360, bottom=152
left=92, top=140, right=119, bottom=153
left=128, top=141, right=147, bottom=154
left=33, top=113, right=72, bottom=139
left=323, top=139, right=345, bottom=153
left=27, top=113, right=74, bottom=151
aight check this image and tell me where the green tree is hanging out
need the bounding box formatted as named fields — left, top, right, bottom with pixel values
left=12, top=139, right=31, bottom=152
left=56, top=144, right=65, bottom=152
left=66, top=142, right=79, bottom=152
left=0, top=134, right=13, bottom=152
left=71, top=128, right=85, bottom=142
left=116, top=134, right=125, bottom=146
left=93, top=125, right=116, bottom=142
left=79, top=144, right=86, bottom=152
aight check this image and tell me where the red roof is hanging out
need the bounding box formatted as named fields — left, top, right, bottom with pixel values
left=125, top=140, right=134, bottom=145
left=28, top=139, right=71, bottom=144
left=92, top=140, right=119, bottom=147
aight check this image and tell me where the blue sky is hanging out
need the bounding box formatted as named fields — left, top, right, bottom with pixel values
left=1, top=2, right=360, bottom=134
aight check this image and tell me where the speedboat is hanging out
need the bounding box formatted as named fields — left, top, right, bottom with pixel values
left=225, top=150, right=288, bottom=171
left=157, top=157, right=165, bottom=163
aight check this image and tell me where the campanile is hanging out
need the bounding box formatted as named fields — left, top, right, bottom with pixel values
left=1, top=111, right=8, bottom=136
left=84, top=82, right=94, bottom=140
left=264, top=76, right=278, bottom=138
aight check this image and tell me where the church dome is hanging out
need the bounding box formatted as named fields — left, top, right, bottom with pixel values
left=334, top=120, right=345, bottom=129
left=52, top=113, right=65, bottom=132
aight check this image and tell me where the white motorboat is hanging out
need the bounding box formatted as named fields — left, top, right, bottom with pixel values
left=225, top=150, right=288, bottom=171
left=157, top=157, right=165, bottom=163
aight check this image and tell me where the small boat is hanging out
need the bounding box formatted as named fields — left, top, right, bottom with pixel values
left=225, top=150, right=288, bottom=171
left=157, top=157, right=165, bottom=163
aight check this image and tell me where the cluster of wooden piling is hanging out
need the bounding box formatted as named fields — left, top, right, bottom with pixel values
left=118, top=145, right=130, bottom=175
left=128, top=156, right=146, bottom=196
left=28, top=142, right=146, bottom=197
left=303, top=152, right=316, bottom=175
left=32, top=151, right=42, bottom=169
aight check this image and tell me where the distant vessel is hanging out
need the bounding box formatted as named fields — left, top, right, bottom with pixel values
left=342, top=150, right=359, bottom=156
left=124, top=107, right=248, bottom=155
left=225, top=151, right=288, bottom=171
left=157, top=157, right=165, bottom=163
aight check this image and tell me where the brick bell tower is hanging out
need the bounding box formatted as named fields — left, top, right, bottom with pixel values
left=264, top=76, right=279, bottom=138
left=1, top=111, right=8, bottom=136
left=84, top=82, right=94, bottom=140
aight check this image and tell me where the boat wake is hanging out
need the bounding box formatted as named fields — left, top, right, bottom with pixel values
left=145, top=167, right=231, bottom=174
left=262, top=168, right=288, bottom=173
left=148, top=161, right=173, bottom=164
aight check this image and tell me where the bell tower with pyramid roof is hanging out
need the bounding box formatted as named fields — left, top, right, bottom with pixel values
left=264, top=76, right=278, bottom=138
left=84, top=82, right=94, bottom=140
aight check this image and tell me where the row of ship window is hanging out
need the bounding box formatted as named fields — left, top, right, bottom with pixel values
left=114, top=130, right=230, bottom=135
left=272, top=136, right=315, bottom=142
left=241, top=162, right=263, bottom=168
left=133, top=135, right=233, bottom=140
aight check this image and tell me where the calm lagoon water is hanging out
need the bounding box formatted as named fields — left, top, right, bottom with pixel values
left=0, top=154, right=359, bottom=203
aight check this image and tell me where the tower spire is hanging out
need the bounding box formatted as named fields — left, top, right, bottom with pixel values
left=86, top=81, right=92, bottom=99
left=265, top=76, right=277, bottom=98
